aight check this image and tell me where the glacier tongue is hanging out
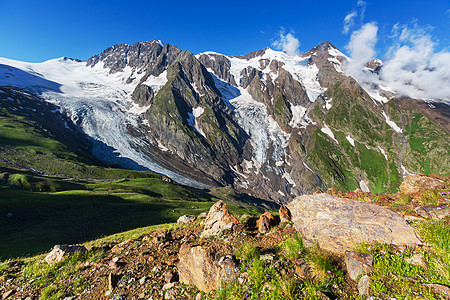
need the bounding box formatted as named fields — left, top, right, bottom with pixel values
left=0, top=56, right=209, bottom=188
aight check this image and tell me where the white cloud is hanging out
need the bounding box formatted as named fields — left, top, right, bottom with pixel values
left=342, top=12, right=357, bottom=34
left=380, top=25, right=450, bottom=100
left=344, top=22, right=450, bottom=102
left=272, top=30, right=300, bottom=56
left=344, top=22, right=378, bottom=82
left=342, top=0, right=368, bottom=35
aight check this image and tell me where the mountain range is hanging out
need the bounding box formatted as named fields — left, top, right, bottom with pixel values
left=1, top=39, right=449, bottom=203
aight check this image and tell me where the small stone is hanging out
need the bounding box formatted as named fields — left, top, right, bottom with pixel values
left=195, top=293, right=203, bottom=300
left=358, top=275, right=371, bottom=296
left=344, top=251, right=374, bottom=281
left=423, top=283, right=450, bottom=298
left=164, top=289, right=177, bottom=300
left=415, top=205, right=450, bottom=220
left=44, top=244, right=86, bottom=264
left=294, top=258, right=309, bottom=278
left=177, top=215, right=197, bottom=224
left=112, top=256, right=120, bottom=263
left=162, top=282, right=176, bottom=291
left=108, top=273, right=119, bottom=290
left=164, top=271, right=175, bottom=283
left=404, top=215, right=425, bottom=223
left=260, top=254, right=274, bottom=261
left=105, top=290, right=112, bottom=296
left=404, top=253, right=428, bottom=270
left=199, top=212, right=207, bottom=218
left=2, top=290, right=15, bottom=299
left=139, top=276, right=147, bottom=285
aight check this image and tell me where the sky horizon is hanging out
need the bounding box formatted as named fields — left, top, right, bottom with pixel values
left=0, top=0, right=449, bottom=63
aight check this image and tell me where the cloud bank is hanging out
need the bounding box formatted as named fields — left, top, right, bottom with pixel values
left=272, top=30, right=300, bottom=56
left=344, top=22, right=450, bottom=101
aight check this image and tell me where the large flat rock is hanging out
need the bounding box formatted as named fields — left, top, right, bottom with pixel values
left=287, top=194, right=422, bottom=253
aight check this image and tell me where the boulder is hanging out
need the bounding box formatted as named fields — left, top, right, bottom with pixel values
left=256, top=212, right=276, bottom=233
left=177, top=215, right=197, bottom=224
left=344, top=251, right=373, bottom=281
left=287, top=194, right=422, bottom=253
left=44, top=244, right=86, bottom=264
left=279, top=205, right=291, bottom=224
left=415, top=205, right=450, bottom=219
left=400, top=175, right=445, bottom=194
left=178, top=243, right=239, bottom=292
left=201, top=201, right=239, bottom=237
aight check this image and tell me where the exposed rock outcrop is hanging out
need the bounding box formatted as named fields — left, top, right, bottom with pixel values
left=177, top=243, right=239, bottom=292
left=201, top=201, right=239, bottom=237
left=44, top=244, right=87, bottom=264
left=400, top=174, right=445, bottom=194
left=344, top=251, right=374, bottom=281
left=287, top=194, right=422, bottom=253
left=256, top=212, right=276, bottom=233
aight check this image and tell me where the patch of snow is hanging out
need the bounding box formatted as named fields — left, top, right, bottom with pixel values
left=303, top=162, right=314, bottom=172
left=346, top=135, right=355, bottom=147
left=289, top=105, right=309, bottom=128
left=278, top=190, right=285, bottom=197
left=321, top=124, right=339, bottom=144
left=377, top=146, right=388, bottom=161
left=359, top=180, right=371, bottom=192
left=142, top=70, right=167, bottom=94
left=382, top=111, right=402, bottom=133
left=282, top=172, right=296, bottom=187
left=213, top=75, right=290, bottom=167
left=401, top=164, right=412, bottom=177
left=275, top=161, right=284, bottom=167
left=157, top=140, right=169, bottom=152
left=325, top=98, right=332, bottom=110
left=365, top=88, right=389, bottom=103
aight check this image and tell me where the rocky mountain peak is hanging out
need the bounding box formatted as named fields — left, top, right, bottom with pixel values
left=85, top=39, right=166, bottom=73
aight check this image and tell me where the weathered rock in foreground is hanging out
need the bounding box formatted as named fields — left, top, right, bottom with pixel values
left=201, top=201, right=239, bottom=237
left=256, top=212, right=276, bottom=233
left=279, top=205, right=291, bottom=224
left=344, top=251, right=373, bottom=281
left=177, top=243, right=239, bottom=292
left=399, top=174, right=445, bottom=194
left=44, top=244, right=87, bottom=264
left=177, top=215, right=197, bottom=224
left=287, top=194, right=422, bottom=253
left=415, top=205, right=450, bottom=220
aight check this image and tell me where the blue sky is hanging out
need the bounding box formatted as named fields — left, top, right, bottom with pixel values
left=0, top=0, right=448, bottom=62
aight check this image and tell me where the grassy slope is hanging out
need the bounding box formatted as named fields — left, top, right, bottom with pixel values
left=306, top=83, right=448, bottom=193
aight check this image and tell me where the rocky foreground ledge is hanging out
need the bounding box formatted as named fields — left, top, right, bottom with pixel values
left=0, top=174, right=449, bottom=299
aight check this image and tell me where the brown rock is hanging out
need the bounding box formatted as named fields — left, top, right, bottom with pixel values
left=400, top=174, right=445, bottom=194
left=404, top=253, right=428, bottom=270
left=44, top=244, right=86, bottom=264
left=415, top=205, right=450, bottom=219
left=326, top=188, right=343, bottom=197
left=345, top=251, right=374, bottom=281
left=178, top=243, right=239, bottom=292
left=279, top=205, right=291, bottom=224
left=358, top=275, right=371, bottom=296
left=423, top=283, right=450, bottom=299
left=2, top=290, right=15, bottom=300
left=256, top=212, right=276, bottom=233
left=287, top=194, right=422, bottom=253
left=164, top=271, right=176, bottom=283
left=108, top=273, right=119, bottom=290
left=294, top=258, right=309, bottom=278
left=201, top=201, right=239, bottom=237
